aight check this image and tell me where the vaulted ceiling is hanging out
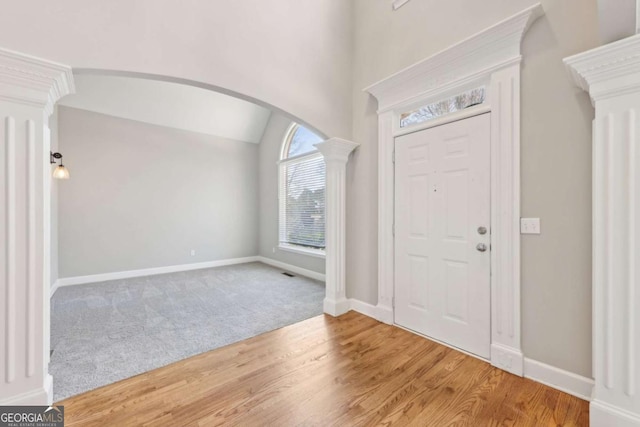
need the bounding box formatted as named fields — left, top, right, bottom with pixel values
left=59, top=74, right=273, bottom=144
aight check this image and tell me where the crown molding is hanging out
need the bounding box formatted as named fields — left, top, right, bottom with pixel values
left=363, top=3, right=543, bottom=112
left=564, top=34, right=640, bottom=103
left=0, top=47, right=74, bottom=116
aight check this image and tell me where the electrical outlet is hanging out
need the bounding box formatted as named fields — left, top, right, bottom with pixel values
left=190, top=249, right=196, bottom=256
left=520, top=218, right=541, bottom=234
left=272, top=247, right=276, bottom=253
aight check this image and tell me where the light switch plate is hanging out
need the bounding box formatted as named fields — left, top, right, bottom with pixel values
left=520, top=218, right=541, bottom=234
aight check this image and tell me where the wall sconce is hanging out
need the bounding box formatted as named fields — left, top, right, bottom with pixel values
left=50, top=152, right=70, bottom=180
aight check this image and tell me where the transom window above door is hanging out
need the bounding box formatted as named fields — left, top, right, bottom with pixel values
left=278, top=124, right=326, bottom=258
left=400, top=87, right=486, bottom=128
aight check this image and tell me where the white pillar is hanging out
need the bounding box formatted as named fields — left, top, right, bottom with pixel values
left=565, top=35, right=640, bottom=426
left=0, top=47, right=73, bottom=405
left=314, top=138, right=359, bottom=316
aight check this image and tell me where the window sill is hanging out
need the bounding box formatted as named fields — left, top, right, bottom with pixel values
left=278, top=244, right=326, bottom=259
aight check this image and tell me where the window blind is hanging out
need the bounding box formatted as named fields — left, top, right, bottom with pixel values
left=279, top=152, right=326, bottom=249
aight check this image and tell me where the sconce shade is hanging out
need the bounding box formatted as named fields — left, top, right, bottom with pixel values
left=53, top=165, right=70, bottom=180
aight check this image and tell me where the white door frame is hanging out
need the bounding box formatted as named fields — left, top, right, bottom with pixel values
left=364, top=4, right=543, bottom=376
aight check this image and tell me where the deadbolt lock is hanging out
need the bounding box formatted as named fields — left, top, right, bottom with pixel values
left=477, top=226, right=487, bottom=235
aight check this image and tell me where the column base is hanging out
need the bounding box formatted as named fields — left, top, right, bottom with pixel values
left=0, top=375, right=53, bottom=406
left=323, top=298, right=350, bottom=317
left=591, top=400, right=640, bottom=427
left=491, top=343, right=524, bottom=376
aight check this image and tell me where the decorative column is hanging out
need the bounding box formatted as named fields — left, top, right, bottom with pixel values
left=0, top=47, right=74, bottom=405
left=314, top=138, right=359, bottom=316
left=565, top=35, right=640, bottom=426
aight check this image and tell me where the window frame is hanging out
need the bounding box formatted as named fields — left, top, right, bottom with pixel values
left=278, top=123, right=326, bottom=258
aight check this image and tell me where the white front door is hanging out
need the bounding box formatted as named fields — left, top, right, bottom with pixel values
left=394, top=113, right=491, bottom=358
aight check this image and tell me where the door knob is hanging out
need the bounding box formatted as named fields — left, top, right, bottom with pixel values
left=476, top=243, right=487, bottom=252
left=477, top=226, right=487, bottom=235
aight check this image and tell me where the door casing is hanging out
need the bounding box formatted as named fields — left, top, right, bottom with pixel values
left=364, top=4, right=545, bottom=377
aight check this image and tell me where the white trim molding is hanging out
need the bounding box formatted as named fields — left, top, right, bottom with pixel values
left=0, top=46, right=74, bottom=405
left=392, top=0, right=411, bottom=11
left=277, top=243, right=326, bottom=259
left=348, top=298, right=380, bottom=319
left=257, top=256, right=326, bottom=282
left=0, top=374, right=52, bottom=406
left=50, top=280, right=60, bottom=298
left=347, top=299, right=595, bottom=401
left=51, top=257, right=325, bottom=296
left=364, top=4, right=543, bottom=377
left=524, top=358, right=594, bottom=401
left=565, top=35, right=640, bottom=104
left=565, top=34, right=640, bottom=426
left=51, top=257, right=261, bottom=290
left=0, top=48, right=74, bottom=117
left=314, top=138, right=360, bottom=317
left=348, top=298, right=394, bottom=323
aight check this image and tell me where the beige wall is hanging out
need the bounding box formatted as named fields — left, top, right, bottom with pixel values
left=258, top=113, right=326, bottom=274
left=349, top=0, right=599, bottom=377
left=57, top=107, right=259, bottom=278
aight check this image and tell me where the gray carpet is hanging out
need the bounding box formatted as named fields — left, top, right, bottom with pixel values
left=50, top=262, right=325, bottom=401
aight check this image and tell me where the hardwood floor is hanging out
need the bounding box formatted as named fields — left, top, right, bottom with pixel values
left=57, top=312, right=589, bottom=426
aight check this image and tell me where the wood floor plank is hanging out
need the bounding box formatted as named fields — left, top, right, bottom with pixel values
left=58, top=312, right=589, bottom=426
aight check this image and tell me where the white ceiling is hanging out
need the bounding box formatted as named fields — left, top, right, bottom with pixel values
left=59, top=74, right=272, bottom=144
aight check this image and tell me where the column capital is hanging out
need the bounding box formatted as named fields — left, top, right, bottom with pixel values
left=564, top=34, right=640, bottom=104
left=314, top=137, right=359, bottom=164
left=0, top=47, right=74, bottom=117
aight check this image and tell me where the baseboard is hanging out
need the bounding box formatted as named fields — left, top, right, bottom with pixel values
left=324, top=297, right=350, bottom=316
left=50, top=280, right=60, bottom=298
left=0, top=375, right=52, bottom=405
left=346, top=300, right=594, bottom=403
left=256, top=256, right=325, bottom=282
left=524, top=358, right=594, bottom=401
left=375, top=303, right=394, bottom=324
left=491, top=343, right=524, bottom=376
left=44, top=374, right=53, bottom=405
left=54, top=256, right=260, bottom=289
left=348, top=299, right=393, bottom=324
left=53, top=256, right=324, bottom=295
left=348, top=299, right=379, bottom=318
left=591, top=399, right=640, bottom=426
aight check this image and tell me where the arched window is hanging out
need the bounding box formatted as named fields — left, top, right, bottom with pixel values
left=278, top=124, right=326, bottom=256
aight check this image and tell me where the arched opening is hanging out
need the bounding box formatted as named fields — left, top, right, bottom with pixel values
left=48, top=71, right=327, bottom=401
